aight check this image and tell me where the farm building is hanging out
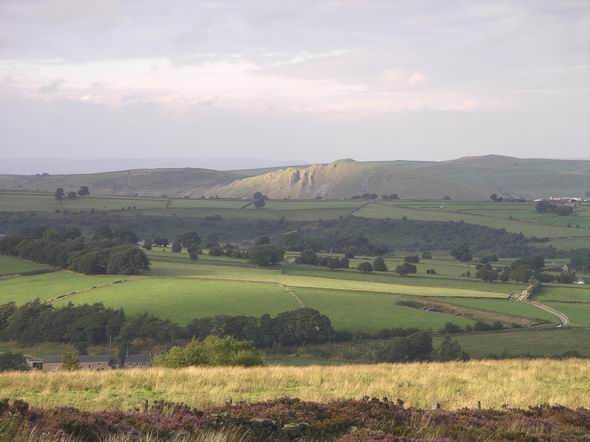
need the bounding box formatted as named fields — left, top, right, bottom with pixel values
left=123, top=354, right=151, bottom=369
left=40, top=355, right=112, bottom=372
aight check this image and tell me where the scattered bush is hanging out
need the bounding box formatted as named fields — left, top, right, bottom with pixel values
left=154, top=336, right=263, bottom=367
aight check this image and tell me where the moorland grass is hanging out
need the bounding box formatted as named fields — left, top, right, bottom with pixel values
left=0, top=359, right=588, bottom=411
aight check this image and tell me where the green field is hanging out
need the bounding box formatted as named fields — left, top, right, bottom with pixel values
left=543, top=302, right=590, bottom=326
left=434, top=327, right=590, bottom=358
left=2, top=192, right=589, bottom=242
left=537, top=284, right=590, bottom=302
left=440, top=298, right=558, bottom=323
left=0, top=252, right=534, bottom=333
left=0, top=272, right=129, bottom=305
left=54, top=278, right=299, bottom=324
left=0, top=255, right=51, bottom=276
left=293, top=287, right=474, bottom=332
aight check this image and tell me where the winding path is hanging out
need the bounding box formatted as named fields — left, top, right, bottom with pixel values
left=526, top=300, right=569, bottom=327
left=510, top=283, right=569, bottom=327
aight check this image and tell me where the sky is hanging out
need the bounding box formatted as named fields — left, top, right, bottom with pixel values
left=0, top=0, right=589, bottom=172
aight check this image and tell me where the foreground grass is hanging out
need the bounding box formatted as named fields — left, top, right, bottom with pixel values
left=1, top=360, right=589, bottom=411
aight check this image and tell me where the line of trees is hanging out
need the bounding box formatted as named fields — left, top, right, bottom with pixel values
left=54, top=186, right=90, bottom=200
left=0, top=229, right=149, bottom=276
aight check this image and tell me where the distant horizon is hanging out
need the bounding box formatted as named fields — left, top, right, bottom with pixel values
left=1, top=153, right=588, bottom=175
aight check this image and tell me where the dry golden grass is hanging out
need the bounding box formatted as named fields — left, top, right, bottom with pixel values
left=1, top=360, right=588, bottom=411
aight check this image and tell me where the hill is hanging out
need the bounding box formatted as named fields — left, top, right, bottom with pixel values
left=1, top=155, right=588, bottom=200
left=211, top=155, right=590, bottom=200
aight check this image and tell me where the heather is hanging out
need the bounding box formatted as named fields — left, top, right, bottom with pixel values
left=1, top=397, right=589, bottom=441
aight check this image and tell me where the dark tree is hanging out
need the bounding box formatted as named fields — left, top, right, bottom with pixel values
left=272, top=308, right=335, bottom=345
left=443, top=195, right=452, bottom=200
left=67, top=191, right=77, bottom=199
left=254, top=199, right=266, bottom=209
left=142, top=239, right=153, bottom=250
left=372, top=257, right=388, bottom=272
left=451, top=245, right=472, bottom=262
left=295, top=250, right=319, bottom=265
left=490, top=193, right=498, bottom=202
left=357, top=261, right=373, bottom=273
left=255, top=236, right=270, bottom=246
left=171, top=240, right=182, bottom=253
left=404, top=255, right=420, bottom=264
left=78, top=186, right=90, bottom=196
left=106, top=245, right=150, bottom=275
left=252, top=192, right=263, bottom=200
left=187, top=246, right=199, bottom=261
left=179, top=231, right=201, bottom=248
left=54, top=188, right=65, bottom=200
left=396, top=262, right=417, bottom=275
left=437, top=336, right=469, bottom=361
left=0, top=352, right=29, bottom=371
left=248, top=245, right=284, bottom=266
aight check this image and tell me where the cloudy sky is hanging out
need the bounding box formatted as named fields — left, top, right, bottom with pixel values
left=0, top=0, right=589, bottom=171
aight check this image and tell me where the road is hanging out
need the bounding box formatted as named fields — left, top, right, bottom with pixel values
left=510, top=283, right=569, bottom=327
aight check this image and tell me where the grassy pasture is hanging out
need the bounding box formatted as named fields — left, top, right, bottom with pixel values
left=0, top=360, right=588, bottom=411
left=354, top=202, right=588, bottom=238
left=0, top=192, right=168, bottom=212
left=0, top=192, right=59, bottom=212
left=543, top=302, right=590, bottom=326
left=537, top=284, right=590, bottom=302
left=0, top=255, right=51, bottom=276
left=55, top=278, right=299, bottom=324
left=440, top=298, right=558, bottom=323
left=0, top=254, right=517, bottom=332
left=0, top=271, right=129, bottom=305
left=434, top=327, right=590, bottom=358
left=293, top=288, right=474, bottom=332
left=281, top=263, right=523, bottom=294
left=60, top=195, right=167, bottom=211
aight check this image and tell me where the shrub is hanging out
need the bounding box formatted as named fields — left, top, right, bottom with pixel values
left=357, top=262, right=373, bottom=273
left=154, top=336, right=263, bottom=368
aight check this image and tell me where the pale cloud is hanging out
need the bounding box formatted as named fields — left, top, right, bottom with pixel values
left=0, top=0, right=588, bottom=162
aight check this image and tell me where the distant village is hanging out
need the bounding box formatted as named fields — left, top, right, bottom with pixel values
left=26, top=354, right=151, bottom=372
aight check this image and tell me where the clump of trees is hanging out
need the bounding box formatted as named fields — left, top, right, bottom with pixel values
left=396, top=262, right=417, bottom=275
left=248, top=244, right=284, bottom=266
left=0, top=228, right=150, bottom=275
left=188, top=308, right=337, bottom=347
left=54, top=186, right=90, bottom=200
left=154, top=336, right=263, bottom=368
left=451, top=245, right=472, bottom=262
left=294, top=250, right=349, bottom=270
left=351, top=193, right=378, bottom=200
left=0, top=300, right=125, bottom=347
left=535, top=200, right=574, bottom=216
